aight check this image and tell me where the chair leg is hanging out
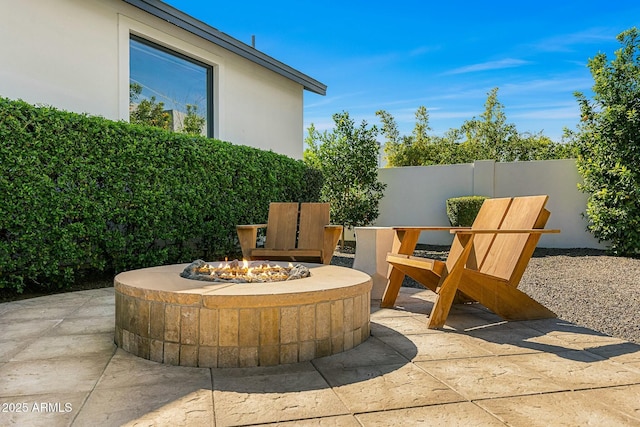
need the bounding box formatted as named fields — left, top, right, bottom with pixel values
left=427, top=236, right=475, bottom=329
left=380, top=229, right=421, bottom=308
left=380, top=267, right=406, bottom=308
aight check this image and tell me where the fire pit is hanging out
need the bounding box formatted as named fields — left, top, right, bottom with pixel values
left=179, top=259, right=310, bottom=283
left=115, top=262, right=372, bottom=368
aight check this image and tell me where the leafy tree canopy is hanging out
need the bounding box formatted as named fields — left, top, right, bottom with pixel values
left=129, top=83, right=170, bottom=131
left=304, top=112, right=387, bottom=243
left=571, top=27, right=640, bottom=255
left=183, top=104, right=206, bottom=135
left=129, top=84, right=206, bottom=135
left=379, top=88, right=578, bottom=167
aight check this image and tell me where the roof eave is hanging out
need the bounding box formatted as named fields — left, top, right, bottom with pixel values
left=122, top=0, right=327, bottom=95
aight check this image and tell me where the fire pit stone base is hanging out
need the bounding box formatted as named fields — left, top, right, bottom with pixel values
left=114, top=263, right=372, bottom=368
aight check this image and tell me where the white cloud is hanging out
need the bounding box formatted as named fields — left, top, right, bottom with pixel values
left=445, top=58, right=531, bottom=75
left=500, top=76, right=594, bottom=96
left=531, top=28, right=616, bottom=53
left=409, top=45, right=441, bottom=57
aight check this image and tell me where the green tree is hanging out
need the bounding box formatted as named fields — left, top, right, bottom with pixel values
left=572, top=27, right=640, bottom=255
left=460, top=87, right=519, bottom=161
left=510, top=132, right=578, bottom=161
left=183, top=104, right=206, bottom=135
left=129, top=83, right=170, bottom=130
left=409, top=105, right=433, bottom=160
left=304, top=112, right=387, bottom=245
left=377, top=106, right=437, bottom=166
left=376, top=109, right=403, bottom=166
left=378, top=89, right=577, bottom=167
left=129, top=82, right=143, bottom=101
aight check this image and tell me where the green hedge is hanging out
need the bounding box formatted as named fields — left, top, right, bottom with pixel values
left=446, top=196, right=488, bottom=227
left=0, top=97, right=322, bottom=292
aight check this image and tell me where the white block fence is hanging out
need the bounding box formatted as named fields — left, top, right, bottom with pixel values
left=347, top=159, right=604, bottom=249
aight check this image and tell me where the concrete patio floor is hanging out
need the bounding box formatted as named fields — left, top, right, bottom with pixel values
left=1, top=286, right=639, bottom=426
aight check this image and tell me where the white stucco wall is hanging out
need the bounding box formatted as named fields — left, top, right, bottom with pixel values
left=222, top=54, right=303, bottom=158
left=0, top=0, right=119, bottom=118
left=492, top=159, right=600, bottom=248
left=374, top=164, right=475, bottom=245
left=0, top=0, right=305, bottom=158
left=370, top=159, right=604, bottom=249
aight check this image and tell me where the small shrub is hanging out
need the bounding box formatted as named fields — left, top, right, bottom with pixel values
left=446, top=196, right=488, bottom=226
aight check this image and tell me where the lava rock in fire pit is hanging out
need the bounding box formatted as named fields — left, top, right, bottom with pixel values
left=180, top=259, right=310, bottom=283
left=180, top=259, right=209, bottom=280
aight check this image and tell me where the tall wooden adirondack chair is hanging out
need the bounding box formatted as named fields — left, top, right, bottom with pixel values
left=236, top=202, right=343, bottom=265
left=382, top=195, right=560, bottom=328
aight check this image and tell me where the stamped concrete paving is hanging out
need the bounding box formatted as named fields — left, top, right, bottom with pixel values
left=1, top=287, right=639, bottom=426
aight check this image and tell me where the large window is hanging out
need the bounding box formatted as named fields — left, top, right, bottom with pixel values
left=129, top=35, right=213, bottom=136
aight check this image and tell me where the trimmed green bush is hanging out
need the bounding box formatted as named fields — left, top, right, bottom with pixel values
left=446, top=196, right=488, bottom=227
left=0, top=97, right=321, bottom=293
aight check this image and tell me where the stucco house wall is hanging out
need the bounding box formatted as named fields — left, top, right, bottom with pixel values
left=0, top=0, right=322, bottom=159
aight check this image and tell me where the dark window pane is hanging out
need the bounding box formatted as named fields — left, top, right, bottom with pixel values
left=130, top=36, right=212, bottom=136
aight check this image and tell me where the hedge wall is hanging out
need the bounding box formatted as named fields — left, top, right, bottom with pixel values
left=0, top=97, right=322, bottom=292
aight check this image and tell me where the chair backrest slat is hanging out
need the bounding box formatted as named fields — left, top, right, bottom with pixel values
left=265, top=202, right=299, bottom=249
left=264, top=202, right=331, bottom=251
left=480, top=195, right=549, bottom=280
left=445, top=197, right=511, bottom=273
left=445, top=195, right=550, bottom=282
left=297, top=203, right=330, bottom=250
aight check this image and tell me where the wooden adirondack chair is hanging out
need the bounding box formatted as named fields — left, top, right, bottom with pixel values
left=236, top=202, right=343, bottom=265
left=382, top=195, right=560, bottom=328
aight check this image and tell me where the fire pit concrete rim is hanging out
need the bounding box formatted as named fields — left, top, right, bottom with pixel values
left=114, top=263, right=372, bottom=307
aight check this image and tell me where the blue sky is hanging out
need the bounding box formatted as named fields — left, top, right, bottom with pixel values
left=164, top=0, right=639, bottom=143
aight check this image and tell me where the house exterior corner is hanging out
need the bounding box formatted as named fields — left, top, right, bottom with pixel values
left=0, top=0, right=323, bottom=159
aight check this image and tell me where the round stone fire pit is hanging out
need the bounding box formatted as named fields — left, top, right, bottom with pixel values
left=114, top=263, right=372, bottom=368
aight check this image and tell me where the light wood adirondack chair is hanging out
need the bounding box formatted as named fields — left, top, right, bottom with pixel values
left=236, top=202, right=343, bottom=265
left=382, top=195, right=560, bottom=328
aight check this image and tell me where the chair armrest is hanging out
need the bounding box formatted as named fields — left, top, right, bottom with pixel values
left=236, top=224, right=268, bottom=230
left=451, top=229, right=560, bottom=234
left=324, top=225, right=343, bottom=230
left=392, top=226, right=472, bottom=231
left=385, top=226, right=470, bottom=257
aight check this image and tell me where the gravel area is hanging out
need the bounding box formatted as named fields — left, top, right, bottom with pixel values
left=332, top=245, right=640, bottom=345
